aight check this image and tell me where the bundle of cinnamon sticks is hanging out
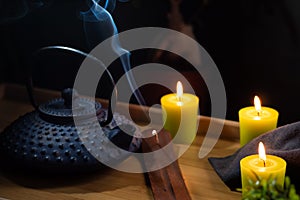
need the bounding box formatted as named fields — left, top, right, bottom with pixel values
left=142, top=129, right=191, bottom=200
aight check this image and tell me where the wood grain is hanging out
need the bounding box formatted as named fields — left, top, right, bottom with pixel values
left=142, top=129, right=191, bottom=200
left=0, top=83, right=241, bottom=200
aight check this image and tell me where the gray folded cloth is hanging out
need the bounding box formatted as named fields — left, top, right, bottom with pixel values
left=208, top=121, right=300, bottom=191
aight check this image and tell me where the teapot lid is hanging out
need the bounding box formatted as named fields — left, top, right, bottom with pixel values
left=38, top=88, right=102, bottom=124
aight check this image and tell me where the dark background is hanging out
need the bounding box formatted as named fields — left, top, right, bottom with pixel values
left=0, top=0, right=300, bottom=126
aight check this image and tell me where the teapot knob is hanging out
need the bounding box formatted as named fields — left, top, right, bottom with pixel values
left=27, top=46, right=117, bottom=126
left=62, top=88, right=78, bottom=108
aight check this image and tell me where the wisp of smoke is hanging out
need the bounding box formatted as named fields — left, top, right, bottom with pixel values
left=81, top=0, right=146, bottom=106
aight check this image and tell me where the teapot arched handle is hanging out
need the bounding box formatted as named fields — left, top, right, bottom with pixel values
left=26, top=45, right=117, bottom=127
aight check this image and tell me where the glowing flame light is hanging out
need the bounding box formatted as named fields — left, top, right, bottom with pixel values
left=176, top=81, right=183, bottom=98
left=258, top=142, right=266, bottom=166
left=176, top=81, right=183, bottom=106
left=151, top=130, right=157, bottom=136
left=254, top=96, right=261, bottom=116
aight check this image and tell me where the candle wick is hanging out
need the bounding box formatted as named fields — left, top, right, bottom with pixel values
left=176, top=96, right=183, bottom=106
left=177, top=96, right=182, bottom=102
left=263, top=160, right=266, bottom=167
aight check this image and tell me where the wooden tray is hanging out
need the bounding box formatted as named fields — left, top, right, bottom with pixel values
left=0, top=83, right=241, bottom=200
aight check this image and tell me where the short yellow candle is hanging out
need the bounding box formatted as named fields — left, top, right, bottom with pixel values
left=240, top=142, right=286, bottom=195
left=160, top=81, right=199, bottom=144
left=239, top=96, right=279, bottom=146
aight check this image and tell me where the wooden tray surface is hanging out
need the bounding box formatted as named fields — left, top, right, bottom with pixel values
left=0, top=83, right=241, bottom=200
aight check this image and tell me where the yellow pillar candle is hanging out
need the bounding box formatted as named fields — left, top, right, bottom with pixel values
left=160, top=81, right=199, bottom=144
left=240, top=142, right=286, bottom=195
left=239, top=96, right=279, bottom=146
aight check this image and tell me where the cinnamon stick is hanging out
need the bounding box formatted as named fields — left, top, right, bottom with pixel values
left=142, top=129, right=191, bottom=200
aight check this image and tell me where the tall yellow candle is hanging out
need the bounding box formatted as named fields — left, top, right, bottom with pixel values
left=160, top=81, right=199, bottom=144
left=239, top=96, right=279, bottom=146
left=240, top=142, right=286, bottom=195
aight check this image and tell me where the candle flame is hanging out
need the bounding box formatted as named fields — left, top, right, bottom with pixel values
left=176, top=81, right=183, bottom=106
left=176, top=81, right=183, bottom=98
left=258, top=142, right=266, bottom=166
left=254, top=96, right=262, bottom=115
left=152, top=130, right=157, bottom=135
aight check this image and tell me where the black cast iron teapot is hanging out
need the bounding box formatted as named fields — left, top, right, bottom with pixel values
left=0, top=46, right=141, bottom=174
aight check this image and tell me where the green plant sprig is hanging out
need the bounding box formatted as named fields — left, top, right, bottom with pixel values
left=241, top=176, right=299, bottom=200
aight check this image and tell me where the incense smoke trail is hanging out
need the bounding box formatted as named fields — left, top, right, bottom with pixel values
left=0, top=0, right=48, bottom=24
left=81, top=0, right=146, bottom=106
